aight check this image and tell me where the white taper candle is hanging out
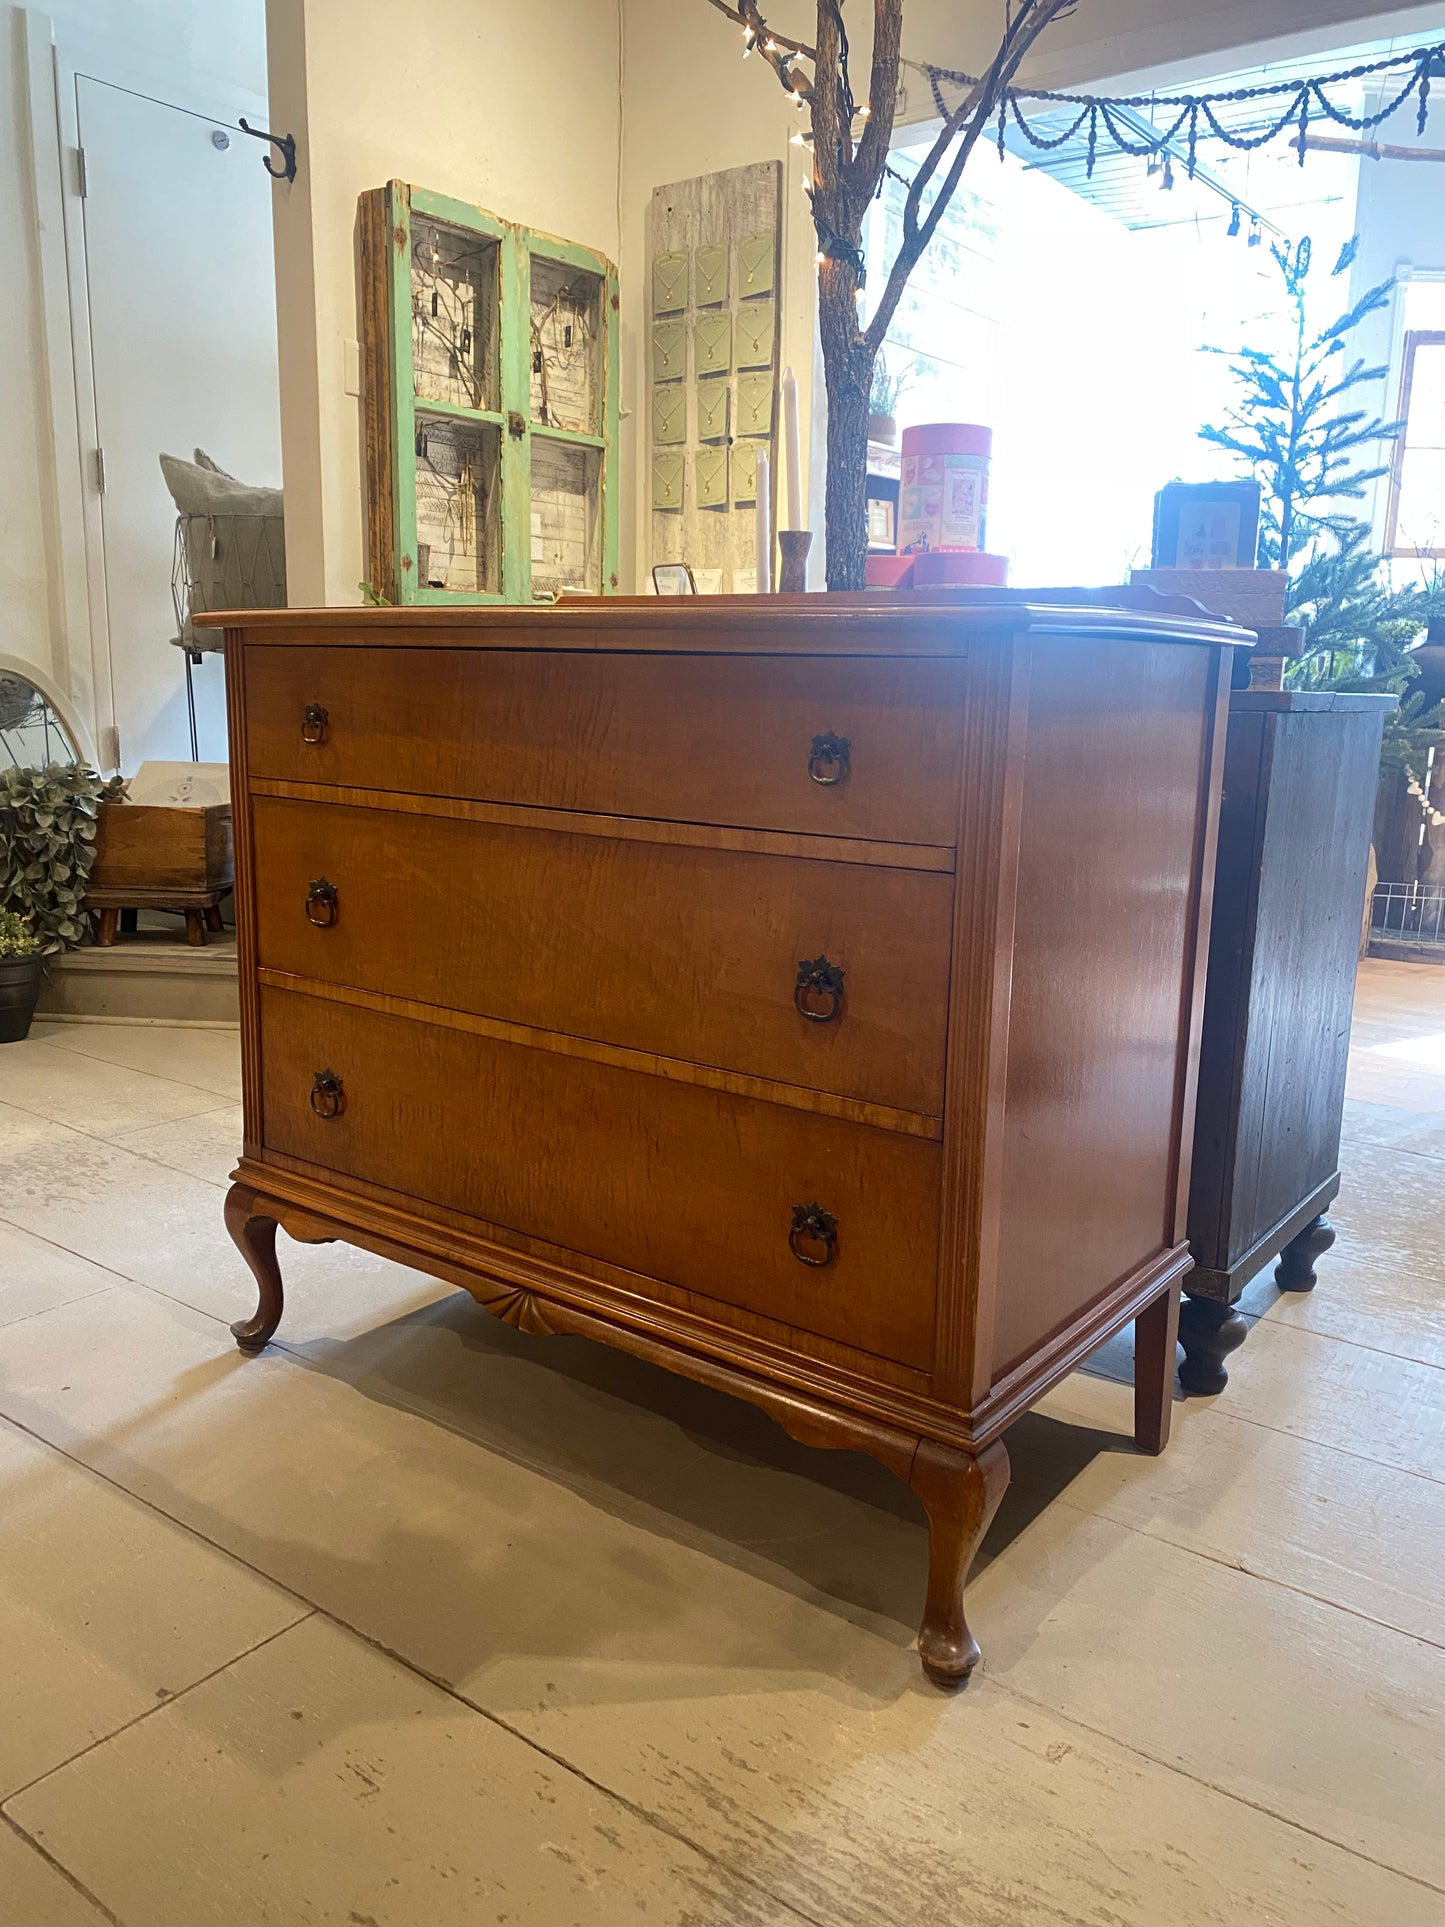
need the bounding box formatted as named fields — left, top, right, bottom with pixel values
left=782, top=365, right=803, bottom=531
left=755, top=448, right=772, bottom=592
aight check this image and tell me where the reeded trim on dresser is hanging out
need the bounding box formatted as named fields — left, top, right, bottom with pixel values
left=250, top=779, right=956, bottom=873
left=256, top=968, right=944, bottom=1140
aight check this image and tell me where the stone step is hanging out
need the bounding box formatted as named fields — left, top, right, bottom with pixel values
left=37, top=927, right=239, bottom=1025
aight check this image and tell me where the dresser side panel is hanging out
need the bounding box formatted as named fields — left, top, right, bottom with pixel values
left=990, top=634, right=1218, bottom=1378
left=933, top=636, right=1027, bottom=1406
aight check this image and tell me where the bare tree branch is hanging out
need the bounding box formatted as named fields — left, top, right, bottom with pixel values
left=703, top=0, right=817, bottom=66
left=847, top=0, right=904, bottom=197
left=702, top=0, right=1075, bottom=585
left=866, top=0, right=1071, bottom=355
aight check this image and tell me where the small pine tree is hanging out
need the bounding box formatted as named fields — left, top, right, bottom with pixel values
left=1200, top=236, right=1400, bottom=571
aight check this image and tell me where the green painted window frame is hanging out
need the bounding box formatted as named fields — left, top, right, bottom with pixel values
left=379, top=181, right=620, bottom=605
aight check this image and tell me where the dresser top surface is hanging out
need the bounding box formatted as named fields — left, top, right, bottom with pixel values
left=198, top=591, right=1252, bottom=656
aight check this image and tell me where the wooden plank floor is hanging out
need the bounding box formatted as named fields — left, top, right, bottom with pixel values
left=0, top=960, right=1441, bottom=1925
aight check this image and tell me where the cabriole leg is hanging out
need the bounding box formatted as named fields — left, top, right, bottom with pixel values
left=1177, top=1293, right=1248, bottom=1395
left=908, top=1437, right=1010, bottom=1690
left=224, top=1185, right=284, bottom=1352
left=1275, top=1213, right=1335, bottom=1292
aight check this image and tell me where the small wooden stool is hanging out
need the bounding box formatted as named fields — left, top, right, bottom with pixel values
left=89, top=888, right=229, bottom=948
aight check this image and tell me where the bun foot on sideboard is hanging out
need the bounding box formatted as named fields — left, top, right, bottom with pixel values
left=909, top=1438, right=1010, bottom=1690
left=1275, top=1213, right=1336, bottom=1293
left=1177, top=1293, right=1249, bottom=1396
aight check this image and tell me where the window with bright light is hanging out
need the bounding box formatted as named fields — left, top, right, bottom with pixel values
left=1388, top=329, right=1445, bottom=558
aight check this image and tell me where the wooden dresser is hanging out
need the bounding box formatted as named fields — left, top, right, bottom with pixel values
left=207, top=595, right=1241, bottom=1687
left=1179, top=688, right=1394, bottom=1391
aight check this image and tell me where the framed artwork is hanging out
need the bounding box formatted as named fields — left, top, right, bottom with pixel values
left=1152, top=481, right=1261, bottom=569
left=652, top=563, right=696, bottom=594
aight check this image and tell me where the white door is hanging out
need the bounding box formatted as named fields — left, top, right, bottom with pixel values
left=77, top=76, right=281, bottom=771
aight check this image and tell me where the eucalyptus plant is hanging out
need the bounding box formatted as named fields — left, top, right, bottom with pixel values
left=0, top=764, right=126, bottom=954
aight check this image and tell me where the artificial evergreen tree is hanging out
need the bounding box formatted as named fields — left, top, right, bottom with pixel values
left=1200, top=236, right=1400, bottom=573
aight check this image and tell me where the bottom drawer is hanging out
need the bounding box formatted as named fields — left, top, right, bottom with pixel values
left=259, top=986, right=940, bottom=1369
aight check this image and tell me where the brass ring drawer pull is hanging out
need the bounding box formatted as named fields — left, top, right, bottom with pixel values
left=310, top=1069, right=345, bottom=1119
left=306, top=878, right=339, bottom=927
left=794, top=955, right=845, bottom=1024
left=808, top=731, right=851, bottom=786
left=789, top=1203, right=838, bottom=1268
left=301, top=703, right=329, bottom=744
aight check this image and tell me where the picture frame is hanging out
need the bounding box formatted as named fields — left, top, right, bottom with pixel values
left=1151, top=481, right=1261, bottom=570
left=652, top=563, right=697, bottom=595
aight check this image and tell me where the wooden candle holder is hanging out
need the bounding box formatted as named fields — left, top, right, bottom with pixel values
left=777, top=531, right=812, bottom=593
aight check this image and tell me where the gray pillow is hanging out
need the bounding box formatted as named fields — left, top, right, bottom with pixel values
left=162, top=449, right=286, bottom=638
left=160, top=447, right=283, bottom=519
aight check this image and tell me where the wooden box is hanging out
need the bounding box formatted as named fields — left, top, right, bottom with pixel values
left=90, top=802, right=235, bottom=896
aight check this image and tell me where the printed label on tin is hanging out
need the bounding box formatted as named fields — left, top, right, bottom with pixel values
left=898, top=451, right=988, bottom=552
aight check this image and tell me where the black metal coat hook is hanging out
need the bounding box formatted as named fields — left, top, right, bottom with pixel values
left=238, top=118, right=297, bottom=183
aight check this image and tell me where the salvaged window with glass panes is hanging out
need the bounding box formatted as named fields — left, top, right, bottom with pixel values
left=359, top=181, right=618, bottom=605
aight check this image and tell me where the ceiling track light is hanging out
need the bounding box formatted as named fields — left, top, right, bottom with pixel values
left=1228, top=204, right=1241, bottom=236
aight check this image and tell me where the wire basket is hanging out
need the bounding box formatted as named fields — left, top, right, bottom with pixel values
left=172, top=512, right=287, bottom=656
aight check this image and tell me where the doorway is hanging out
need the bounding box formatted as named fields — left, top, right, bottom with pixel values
left=75, top=74, right=281, bottom=771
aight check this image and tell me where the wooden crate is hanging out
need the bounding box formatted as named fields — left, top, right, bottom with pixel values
left=89, top=802, right=234, bottom=897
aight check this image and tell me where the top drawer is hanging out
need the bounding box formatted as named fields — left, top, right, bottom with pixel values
left=242, top=646, right=967, bottom=846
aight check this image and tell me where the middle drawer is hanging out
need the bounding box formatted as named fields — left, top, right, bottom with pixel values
left=253, top=795, right=952, bottom=1120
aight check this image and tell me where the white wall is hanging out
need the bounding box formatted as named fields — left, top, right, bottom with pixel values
left=266, top=0, right=622, bottom=606
left=2, top=0, right=266, bottom=746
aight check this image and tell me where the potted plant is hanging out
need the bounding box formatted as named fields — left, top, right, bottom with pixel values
left=0, top=763, right=126, bottom=955
left=0, top=906, right=42, bottom=1042
left=868, top=352, right=909, bottom=448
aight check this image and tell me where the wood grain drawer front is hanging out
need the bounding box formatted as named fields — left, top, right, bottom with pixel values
left=244, top=646, right=966, bottom=845
left=260, top=987, right=940, bottom=1368
left=253, top=797, right=951, bottom=1117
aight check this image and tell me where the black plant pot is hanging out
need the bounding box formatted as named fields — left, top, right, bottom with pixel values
left=0, top=955, right=44, bottom=1043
